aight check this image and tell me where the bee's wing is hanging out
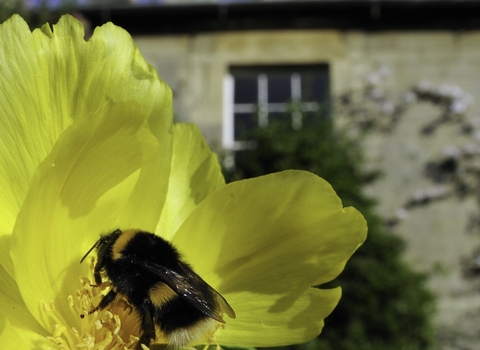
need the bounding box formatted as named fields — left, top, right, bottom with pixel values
left=140, top=260, right=236, bottom=323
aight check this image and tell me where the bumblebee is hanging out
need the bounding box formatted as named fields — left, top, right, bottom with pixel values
left=80, top=229, right=236, bottom=349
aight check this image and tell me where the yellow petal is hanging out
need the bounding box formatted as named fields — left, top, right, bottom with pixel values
left=172, top=170, right=367, bottom=345
left=0, top=14, right=172, bottom=277
left=0, top=263, right=46, bottom=337
left=11, top=101, right=160, bottom=332
left=0, top=318, right=56, bottom=349
left=217, top=288, right=341, bottom=346
left=157, top=123, right=225, bottom=240
left=0, top=15, right=72, bottom=277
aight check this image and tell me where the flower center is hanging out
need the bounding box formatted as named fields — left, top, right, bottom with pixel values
left=44, top=260, right=142, bottom=349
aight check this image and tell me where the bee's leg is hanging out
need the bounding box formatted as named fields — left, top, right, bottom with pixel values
left=136, top=300, right=156, bottom=350
left=88, top=289, right=117, bottom=315
left=93, top=269, right=102, bottom=285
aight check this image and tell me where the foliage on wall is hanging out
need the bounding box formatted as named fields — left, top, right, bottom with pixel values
left=338, top=66, right=480, bottom=278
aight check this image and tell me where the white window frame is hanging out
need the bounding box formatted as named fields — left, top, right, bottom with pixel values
left=223, top=67, right=327, bottom=150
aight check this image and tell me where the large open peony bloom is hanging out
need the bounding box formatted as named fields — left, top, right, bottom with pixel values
left=0, top=15, right=367, bottom=349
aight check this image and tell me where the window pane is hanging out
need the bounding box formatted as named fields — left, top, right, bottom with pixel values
left=234, top=77, right=258, bottom=104
left=268, top=74, right=291, bottom=103
left=301, top=72, right=329, bottom=102
left=234, top=112, right=257, bottom=141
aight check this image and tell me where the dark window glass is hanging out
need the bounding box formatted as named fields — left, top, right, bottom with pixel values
left=234, top=77, right=257, bottom=104
left=302, top=73, right=330, bottom=101
left=234, top=113, right=257, bottom=141
left=268, top=74, right=291, bottom=103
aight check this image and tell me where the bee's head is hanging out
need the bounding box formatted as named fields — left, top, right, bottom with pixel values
left=80, top=229, right=123, bottom=264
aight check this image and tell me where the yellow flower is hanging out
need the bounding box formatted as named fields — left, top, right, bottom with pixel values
left=0, top=15, right=367, bottom=350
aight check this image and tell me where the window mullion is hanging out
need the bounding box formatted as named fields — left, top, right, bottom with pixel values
left=292, top=73, right=302, bottom=129
left=258, top=73, right=268, bottom=127
left=223, top=74, right=235, bottom=149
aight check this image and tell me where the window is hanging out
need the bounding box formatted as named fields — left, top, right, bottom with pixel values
left=223, top=65, right=330, bottom=150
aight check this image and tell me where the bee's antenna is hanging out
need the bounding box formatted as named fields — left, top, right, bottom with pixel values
left=80, top=240, right=100, bottom=263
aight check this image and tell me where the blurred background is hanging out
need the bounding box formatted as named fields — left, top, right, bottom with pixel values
left=5, top=0, right=480, bottom=349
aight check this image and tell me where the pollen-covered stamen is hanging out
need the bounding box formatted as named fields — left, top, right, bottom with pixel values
left=44, top=275, right=141, bottom=350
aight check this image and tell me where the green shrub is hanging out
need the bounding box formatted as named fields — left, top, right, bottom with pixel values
left=223, top=119, right=435, bottom=350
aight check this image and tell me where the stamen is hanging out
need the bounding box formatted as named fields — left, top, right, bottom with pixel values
left=43, top=275, right=141, bottom=349
left=43, top=302, right=76, bottom=349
